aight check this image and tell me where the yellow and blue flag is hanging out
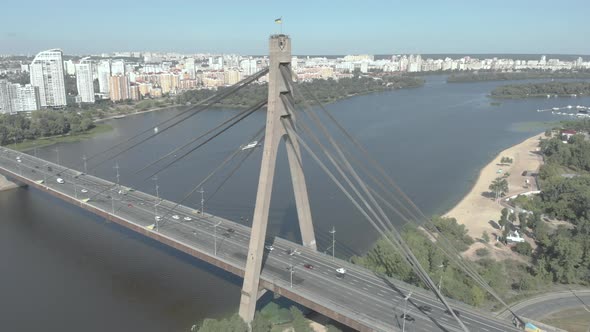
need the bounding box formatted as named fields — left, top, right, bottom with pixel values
left=275, top=17, right=282, bottom=24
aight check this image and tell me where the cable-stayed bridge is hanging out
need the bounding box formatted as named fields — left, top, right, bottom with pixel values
left=0, top=35, right=538, bottom=331
left=0, top=147, right=520, bottom=332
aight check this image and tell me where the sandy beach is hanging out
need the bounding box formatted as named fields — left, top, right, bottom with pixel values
left=444, top=132, right=545, bottom=242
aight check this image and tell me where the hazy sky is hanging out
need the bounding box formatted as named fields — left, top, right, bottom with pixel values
left=2, top=0, right=589, bottom=55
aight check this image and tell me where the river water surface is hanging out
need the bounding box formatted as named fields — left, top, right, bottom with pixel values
left=2, top=75, right=589, bottom=331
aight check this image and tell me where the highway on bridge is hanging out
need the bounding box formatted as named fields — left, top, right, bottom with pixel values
left=0, top=146, right=521, bottom=332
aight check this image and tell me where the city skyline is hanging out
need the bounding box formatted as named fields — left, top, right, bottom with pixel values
left=1, top=0, right=589, bottom=55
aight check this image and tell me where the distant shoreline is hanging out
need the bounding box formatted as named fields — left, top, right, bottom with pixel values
left=7, top=124, right=113, bottom=152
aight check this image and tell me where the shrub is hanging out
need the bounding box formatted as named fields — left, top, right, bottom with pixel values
left=475, top=248, right=490, bottom=257
left=513, top=242, right=533, bottom=256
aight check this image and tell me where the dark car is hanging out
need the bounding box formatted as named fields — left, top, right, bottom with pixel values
left=47, top=166, right=52, bottom=172
left=227, top=228, right=235, bottom=233
left=445, top=309, right=460, bottom=317
left=303, top=264, right=314, bottom=270
left=418, top=305, right=432, bottom=313
left=222, top=232, right=231, bottom=238
left=400, top=313, right=415, bottom=322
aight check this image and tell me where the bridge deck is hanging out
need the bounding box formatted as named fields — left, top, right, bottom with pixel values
left=0, top=146, right=520, bottom=332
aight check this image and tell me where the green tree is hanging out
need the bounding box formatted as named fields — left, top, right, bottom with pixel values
left=470, top=285, right=486, bottom=307
left=482, top=231, right=490, bottom=243
left=489, top=177, right=509, bottom=199
left=251, top=312, right=272, bottom=332
left=326, top=325, right=342, bottom=332
left=195, top=313, right=248, bottom=332
left=518, top=212, right=528, bottom=228
left=513, top=242, right=532, bottom=256
left=290, top=307, right=312, bottom=332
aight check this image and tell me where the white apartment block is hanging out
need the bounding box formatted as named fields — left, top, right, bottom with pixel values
left=30, top=49, right=67, bottom=107
left=75, top=59, right=95, bottom=103
left=0, top=79, right=40, bottom=113
left=97, top=60, right=111, bottom=94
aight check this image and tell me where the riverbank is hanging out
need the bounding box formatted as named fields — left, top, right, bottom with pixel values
left=444, top=132, right=545, bottom=244
left=8, top=124, right=113, bottom=152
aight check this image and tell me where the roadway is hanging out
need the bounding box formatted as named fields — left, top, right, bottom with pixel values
left=497, top=290, right=590, bottom=321
left=0, top=146, right=522, bottom=332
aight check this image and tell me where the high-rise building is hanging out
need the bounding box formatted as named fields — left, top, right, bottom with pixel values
left=159, top=73, right=180, bottom=94
left=240, top=59, right=257, bottom=76
left=16, top=84, right=41, bottom=112
left=111, top=60, right=125, bottom=75
left=97, top=60, right=111, bottom=94
left=30, top=49, right=67, bottom=107
left=109, top=74, right=130, bottom=101
left=63, top=60, right=76, bottom=75
left=0, top=79, right=11, bottom=114
left=129, top=85, right=140, bottom=101
left=184, top=58, right=196, bottom=79
left=0, top=80, right=40, bottom=113
left=75, top=59, right=95, bottom=103
left=224, top=69, right=241, bottom=85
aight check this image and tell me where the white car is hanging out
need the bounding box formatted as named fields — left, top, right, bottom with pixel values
left=172, top=215, right=180, bottom=220
left=183, top=216, right=192, bottom=221
left=155, top=216, right=162, bottom=221
left=336, top=268, right=346, bottom=275
left=16, top=157, right=22, bottom=163
left=56, top=178, right=65, bottom=184
left=80, top=189, right=88, bottom=193
left=265, top=245, right=274, bottom=251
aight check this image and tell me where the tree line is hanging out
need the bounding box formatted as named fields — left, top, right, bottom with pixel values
left=491, top=81, right=590, bottom=98
left=175, top=75, right=425, bottom=109
left=350, top=217, right=505, bottom=307
left=506, top=126, right=590, bottom=285
left=447, top=70, right=590, bottom=83
left=191, top=305, right=341, bottom=332
left=0, top=111, right=95, bottom=145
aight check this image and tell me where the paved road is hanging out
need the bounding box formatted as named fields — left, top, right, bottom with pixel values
left=0, top=146, right=522, bottom=332
left=498, top=290, right=590, bottom=321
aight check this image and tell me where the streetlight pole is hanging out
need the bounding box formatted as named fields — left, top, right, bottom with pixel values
left=329, top=226, right=336, bottom=261
left=114, top=162, right=120, bottom=188
left=43, top=163, right=48, bottom=188
left=438, top=264, right=445, bottom=292
left=82, top=154, right=87, bottom=174
left=213, top=221, right=221, bottom=256
left=153, top=176, right=160, bottom=201
left=154, top=201, right=160, bottom=231
left=402, top=291, right=412, bottom=332
left=198, top=187, right=205, bottom=217
left=111, top=189, right=115, bottom=214
left=288, top=264, right=294, bottom=288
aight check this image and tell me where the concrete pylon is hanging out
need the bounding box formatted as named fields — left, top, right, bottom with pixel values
left=239, top=34, right=317, bottom=323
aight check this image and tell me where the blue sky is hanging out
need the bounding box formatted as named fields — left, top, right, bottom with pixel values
left=1, top=0, right=589, bottom=55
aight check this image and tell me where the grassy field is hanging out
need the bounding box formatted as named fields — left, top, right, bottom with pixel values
left=8, top=124, right=113, bottom=152
left=541, top=307, right=590, bottom=332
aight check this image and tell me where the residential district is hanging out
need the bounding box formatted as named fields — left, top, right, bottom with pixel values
left=1, top=49, right=589, bottom=114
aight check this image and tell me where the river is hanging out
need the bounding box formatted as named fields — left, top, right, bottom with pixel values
left=1, top=75, right=589, bottom=331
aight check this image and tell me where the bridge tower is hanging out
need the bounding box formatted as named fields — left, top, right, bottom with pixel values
left=239, top=34, right=317, bottom=323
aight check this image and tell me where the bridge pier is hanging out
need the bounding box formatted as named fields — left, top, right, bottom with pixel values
left=0, top=174, right=23, bottom=191
left=239, top=34, right=317, bottom=323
